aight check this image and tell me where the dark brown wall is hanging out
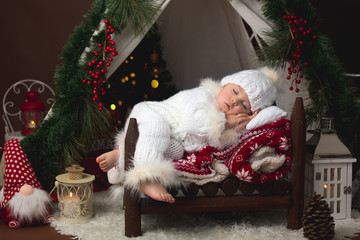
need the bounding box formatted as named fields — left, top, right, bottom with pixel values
left=0, top=0, right=358, bottom=148
left=0, top=1, right=94, bottom=147
left=310, top=0, right=360, bottom=73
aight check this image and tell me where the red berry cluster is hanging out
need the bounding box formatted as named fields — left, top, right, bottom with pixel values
left=82, top=19, right=118, bottom=111
left=283, top=15, right=317, bottom=92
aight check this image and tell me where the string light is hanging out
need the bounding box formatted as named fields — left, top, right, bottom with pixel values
left=151, top=80, right=159, bottom=88
left=132, top=80, right=136, bottom=85
left=130, top=73, right=136, bottom=78
left=110, top=104, right=116, bottom=110
left=117, top=100, right=123, bottom=106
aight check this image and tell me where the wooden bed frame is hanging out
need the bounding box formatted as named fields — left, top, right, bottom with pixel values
left=123, top=97, right=306, bottom=237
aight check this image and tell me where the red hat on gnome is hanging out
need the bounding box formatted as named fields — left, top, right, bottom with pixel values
left=0, top=139, right=43, bottom=208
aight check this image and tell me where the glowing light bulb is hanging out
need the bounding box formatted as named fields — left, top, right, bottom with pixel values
left=151, top=80, right=159, bottom=88
left=130, top=73, right=136, bottom=78
left=110, top=104, right=116, bottom=110
left=117, top=100, right=123, bottom=106
left=132, top=80, right=136, bottom=85
left=324, top=184, right=328, bottom=189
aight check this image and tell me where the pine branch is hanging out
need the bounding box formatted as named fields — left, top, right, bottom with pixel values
left=261, top=0, right=360, bottom=157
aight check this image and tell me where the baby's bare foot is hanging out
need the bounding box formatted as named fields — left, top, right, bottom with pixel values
left=140, top=182, right=175, bottom=203
left=96, top=150, right=119, bottom=172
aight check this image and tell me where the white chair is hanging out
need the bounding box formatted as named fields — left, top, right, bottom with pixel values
left=2, top=79, right=55, bottom=142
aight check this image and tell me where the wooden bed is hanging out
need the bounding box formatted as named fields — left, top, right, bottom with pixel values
left=123, top=97, right=306, bottom=237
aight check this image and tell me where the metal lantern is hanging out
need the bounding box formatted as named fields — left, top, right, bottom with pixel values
left=312, top=118, right=356, bottom=221
left=55, top=165, right=95, bottom=223
left=20, top=91, right=45, bottom=135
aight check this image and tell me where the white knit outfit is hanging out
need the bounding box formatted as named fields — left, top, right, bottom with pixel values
left=107, top=68, right=287, bottom=197
left=108, top=79, right=240, bottom=195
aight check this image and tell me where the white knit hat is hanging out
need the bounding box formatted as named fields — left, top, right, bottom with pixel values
left=220, top=67, right=280, bottom=112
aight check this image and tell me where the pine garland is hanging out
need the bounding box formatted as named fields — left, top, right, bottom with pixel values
left=260, top=0, right=360, bottom=157
left=20, top=0, right=161, bottom=190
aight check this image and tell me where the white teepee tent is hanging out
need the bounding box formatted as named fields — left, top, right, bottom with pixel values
left=106, top=0, right=309, bottom=114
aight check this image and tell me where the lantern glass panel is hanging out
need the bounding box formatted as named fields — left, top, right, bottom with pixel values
left=330, top=201, right=334, bottom=213
left=337, top=168, right=341, bottom=181
left=337, top=183, right=341, bottom=198
left=330, top=168, right=335, bottom=181
left=324, top=185, right=327, bottom=198
left=324, top=168, right=328, bottom=181
left=337, top=201, right=341, bottom=213
left=330, top=184, right=334, bottom=198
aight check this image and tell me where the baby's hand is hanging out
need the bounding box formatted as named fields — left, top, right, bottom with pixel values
left=225, top=111, right=258, bottom=133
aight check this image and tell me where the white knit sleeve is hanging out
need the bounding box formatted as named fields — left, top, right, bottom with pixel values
left=182, top=88, right=227, bottom=151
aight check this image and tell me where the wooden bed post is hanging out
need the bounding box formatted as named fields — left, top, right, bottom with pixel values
left=287, top=97, right=306, bottom=229
left=124, top=118, right=142, bottom=237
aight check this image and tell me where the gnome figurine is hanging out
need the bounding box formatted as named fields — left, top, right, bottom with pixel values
left=0, top=139, right=53, bottom=228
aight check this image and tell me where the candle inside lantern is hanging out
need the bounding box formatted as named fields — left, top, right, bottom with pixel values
left=28, top=120, right=36, bottom=129
left=65, top=191, right=80, bottom=202
left=63, top=191, right=81, bottom=218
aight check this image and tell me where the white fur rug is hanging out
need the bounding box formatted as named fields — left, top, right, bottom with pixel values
left=50, top=190, right=360, bottom=240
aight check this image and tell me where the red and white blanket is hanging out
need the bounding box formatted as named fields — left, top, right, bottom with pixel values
left=173, top=119, right=291, bottom=184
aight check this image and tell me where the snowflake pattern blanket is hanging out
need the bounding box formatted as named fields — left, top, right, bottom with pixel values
left=173, top=119, right=291, bottom=184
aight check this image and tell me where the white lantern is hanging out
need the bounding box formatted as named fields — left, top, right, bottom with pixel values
left=55, top=165, right=95, bottom=223
left=312, top=118, right=356, bottom=221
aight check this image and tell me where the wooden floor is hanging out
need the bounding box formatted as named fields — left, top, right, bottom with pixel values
left=0, top=219, right=72, bottom=240
left=1, top=215, right=360, bottom=240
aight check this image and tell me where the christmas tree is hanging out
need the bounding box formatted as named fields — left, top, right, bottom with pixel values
left=102, top=25, right=177, bottom=129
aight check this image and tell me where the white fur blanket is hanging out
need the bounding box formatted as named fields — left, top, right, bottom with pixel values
left=50, top=190, right=360, bottom=240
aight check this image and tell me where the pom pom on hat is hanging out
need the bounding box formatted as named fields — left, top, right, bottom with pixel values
left=220, top=67, right=280, bottom=112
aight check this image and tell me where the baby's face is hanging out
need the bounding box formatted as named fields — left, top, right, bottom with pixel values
left=217, top=84, right=252, bottom=115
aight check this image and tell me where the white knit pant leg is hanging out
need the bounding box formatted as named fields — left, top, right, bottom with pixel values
left=123, top=103, right=180, bottom=194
